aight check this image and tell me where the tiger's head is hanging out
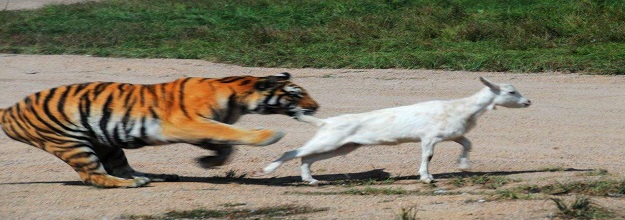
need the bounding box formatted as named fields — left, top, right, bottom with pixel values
left=250, top=72, right=319, bottom=117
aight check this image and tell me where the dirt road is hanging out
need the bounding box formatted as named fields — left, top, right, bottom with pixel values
left=0, top=54, right=624, bottom=219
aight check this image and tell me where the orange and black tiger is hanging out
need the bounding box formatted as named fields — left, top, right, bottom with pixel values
left=0, top=72, right=318, bottom=188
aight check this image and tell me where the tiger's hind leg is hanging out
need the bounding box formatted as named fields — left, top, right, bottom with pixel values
left=44, top=141, right=150, bottom=188
left=96, top=146, right=180, bottom=182
left=194, top=144, right=233, bottom=168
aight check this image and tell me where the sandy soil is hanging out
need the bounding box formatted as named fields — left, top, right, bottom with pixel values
left=2, top=2, right=625, bottom=219
left=1, top=53, right=624, bottom=219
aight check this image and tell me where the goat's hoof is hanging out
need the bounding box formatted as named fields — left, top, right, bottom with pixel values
left=420, top=174, right=434, bottom=184
left=306, top=179, right=319, bottom=186
left=422, top=178, right=435, bottom=184
left=251, top=170, right=267, bottom=177
left=458, top=164, right=471, bottom=172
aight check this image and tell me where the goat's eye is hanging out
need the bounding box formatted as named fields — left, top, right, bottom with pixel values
left=508, top=91, right=517, bottom=95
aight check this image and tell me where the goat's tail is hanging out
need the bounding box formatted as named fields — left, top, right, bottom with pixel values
left=294, top=113, right=325, bottom=127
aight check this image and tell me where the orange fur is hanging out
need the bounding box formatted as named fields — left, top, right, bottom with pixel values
left=0, top=73, right=318, bottom=188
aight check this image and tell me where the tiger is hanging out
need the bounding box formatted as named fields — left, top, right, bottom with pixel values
left=0, top=72, right=319, bottom=188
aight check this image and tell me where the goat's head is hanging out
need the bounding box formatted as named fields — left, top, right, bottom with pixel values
left=480, top=77, right=531, bottom=109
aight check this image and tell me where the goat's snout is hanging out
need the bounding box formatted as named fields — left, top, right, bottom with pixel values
left=523, top=99, right=532, bottom=107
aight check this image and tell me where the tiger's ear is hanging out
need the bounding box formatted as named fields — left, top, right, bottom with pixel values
left=255, top=72, right=291, bottom=90
left=272, top=72, right=291, bottom=81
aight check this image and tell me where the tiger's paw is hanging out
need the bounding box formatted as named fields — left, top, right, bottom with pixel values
left=255, top=130, right=285, bottom=146
left=196, top=155, right=229, bottom=169
left=130, top=177, right=151, bottom=188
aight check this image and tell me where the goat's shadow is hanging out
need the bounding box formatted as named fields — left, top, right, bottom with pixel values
left=0, top=168, right=594, bottom=187
left=177, top=167, right=594, bottom=186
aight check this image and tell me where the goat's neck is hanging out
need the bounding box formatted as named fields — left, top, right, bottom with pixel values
left=457, top=87, right=496, bottom=121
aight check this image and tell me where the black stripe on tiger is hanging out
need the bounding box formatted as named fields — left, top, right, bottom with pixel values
left=99, top=94, right=115, bottom=145
left=217, top=76, right=244, bottom=83
left=178, top=78, right=192, bottom=119
left=43, top=87, right=82, bottom=133
left=79, top=93, right=97, bottom=139
left=29, top=96, right=84, bottom=141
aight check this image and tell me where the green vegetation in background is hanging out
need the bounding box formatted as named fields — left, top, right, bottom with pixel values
left=1, top=0, right=624, bottom=74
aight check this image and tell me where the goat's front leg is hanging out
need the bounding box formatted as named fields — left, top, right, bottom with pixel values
left=418, top=138, right=439, bottom=183
left=454, top=136, right=472, bottom=171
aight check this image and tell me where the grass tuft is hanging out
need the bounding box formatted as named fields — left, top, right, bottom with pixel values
left=551, top=197, right=616, bottom=219
left=516, top=179, right=625, bottom=196
left=122, top=204, right=328, bottom=220
left=579, top=169, right=609, bottom=176
left=344, top=187, right=407, bottom=195
left=451, top=175, right=518, bottom=189
left=397, top=206, right=419, bottom=220
left=224, top=169, right=246, bottom=179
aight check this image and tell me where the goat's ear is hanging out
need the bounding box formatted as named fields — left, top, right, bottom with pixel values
left=480, top=77, right=500, bottom=90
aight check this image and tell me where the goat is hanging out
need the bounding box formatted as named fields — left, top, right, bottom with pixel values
left=253, top=77, right=531, bottom=185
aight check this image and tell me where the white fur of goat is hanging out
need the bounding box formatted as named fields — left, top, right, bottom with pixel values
left=254, top=77, right=531, bottom=185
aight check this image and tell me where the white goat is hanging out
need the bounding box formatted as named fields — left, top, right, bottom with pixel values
left=254, top=77, right=531, bottom=185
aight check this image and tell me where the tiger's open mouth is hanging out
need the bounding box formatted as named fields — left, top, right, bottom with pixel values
left=302, top=108, right=316, bottom=115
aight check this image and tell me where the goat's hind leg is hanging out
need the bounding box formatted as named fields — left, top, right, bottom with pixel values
left=253, top=137, right=343, bottom=176
left=253, top=147, right=316, bottom=176
left=300, top=143, right=360, bottom=185
left=418, top=138, right=441, bottom=183
left=453, top=136, right=472, bottom=171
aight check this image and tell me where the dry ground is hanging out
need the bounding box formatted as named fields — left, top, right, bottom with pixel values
left=1, top=4, right=625, bottom=218
left=1, top=54, right=624, bottom=219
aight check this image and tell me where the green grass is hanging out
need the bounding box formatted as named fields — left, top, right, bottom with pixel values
left=1, top=0, right=625, bottom=74
left=534, top=179, right=625, bottom=196
left=499, top=179, right=625, bottom=199
left=122, top=204, right=329, bottom=220
left=451, top=174, right=518, bottom=189
left=579, top=169, right=610, bottom=176
left=344, top=186, right=408, bottom=195
left=538, top=165, right=568, bottom=172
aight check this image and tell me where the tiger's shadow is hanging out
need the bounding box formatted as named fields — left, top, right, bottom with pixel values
left=0, top=167, right=593, bottom=187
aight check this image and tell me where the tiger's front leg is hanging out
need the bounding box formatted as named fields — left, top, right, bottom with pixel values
left=194, top=144, right=233, bottom=169
left=162, top=119, right=284, bottom=146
